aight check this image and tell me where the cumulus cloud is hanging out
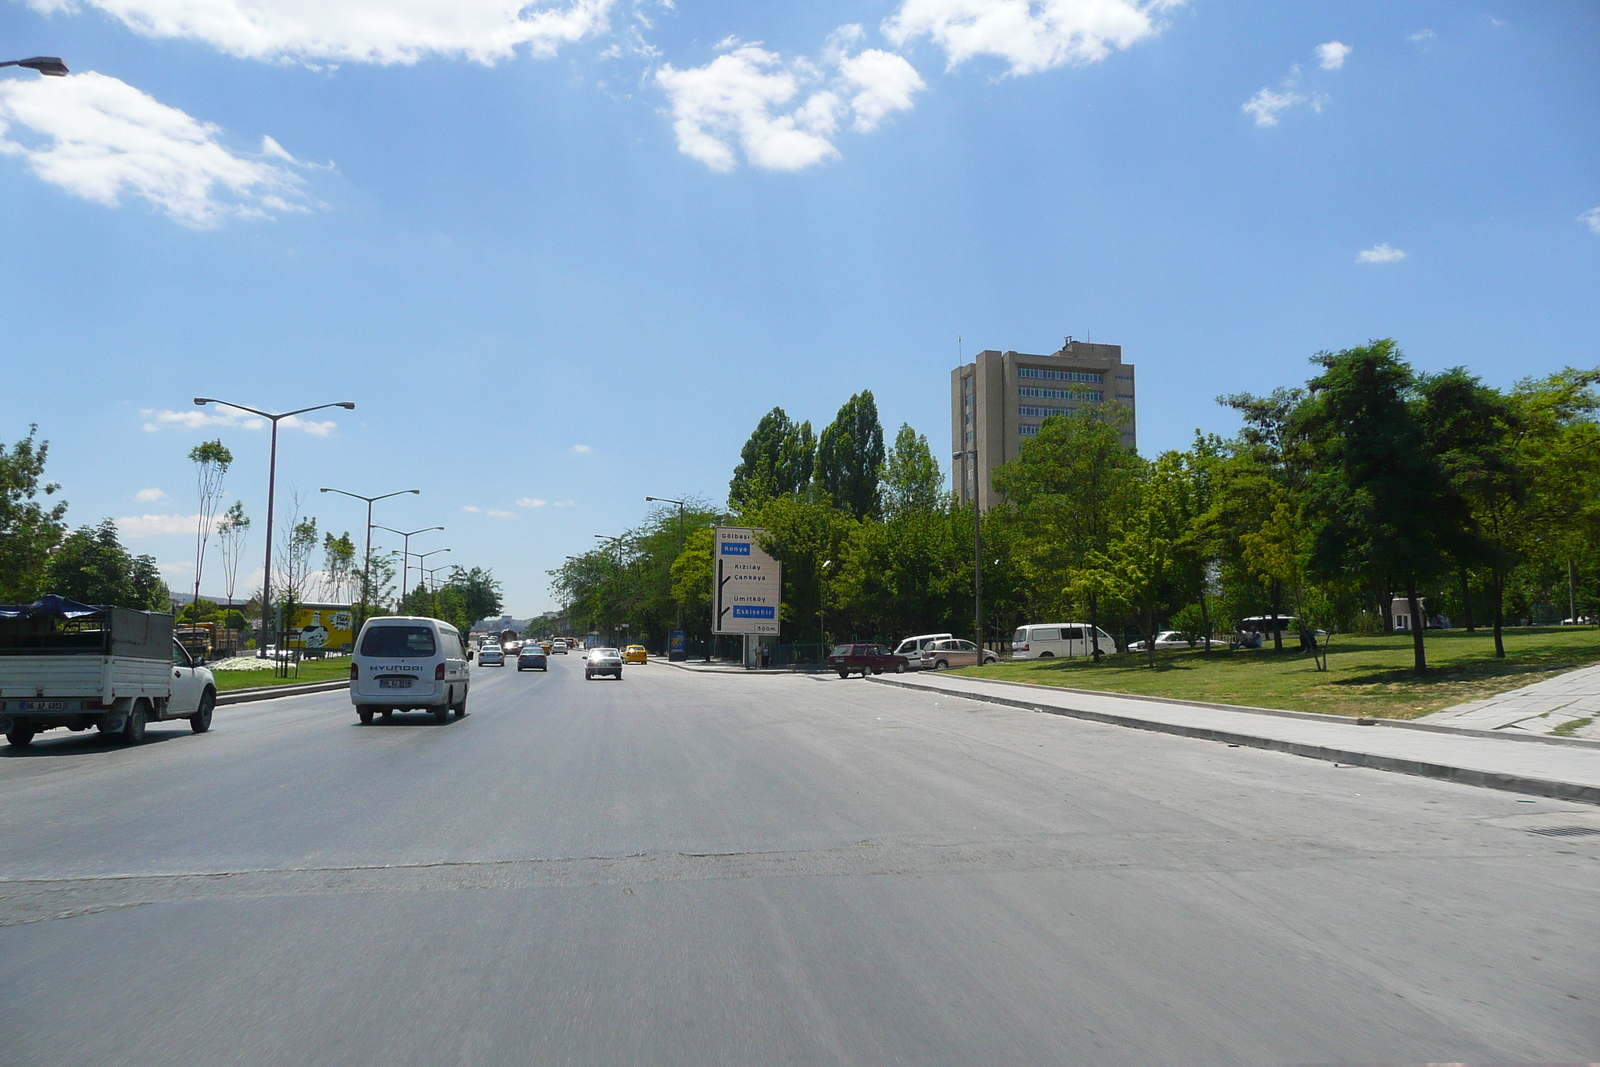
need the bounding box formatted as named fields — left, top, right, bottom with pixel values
left=656, top=31, right=923, bottom=172
left=1581, top=207, right=1600, bottom=235
left=1316, top=40, right=1351, bottom=69
left=0, top=72, right=313, bottom=229
left=140, top=407, right=337, bottom=435
left=1357, top=243, right=1406, bottom=263
left=22, top=0, right=615, bottom=65
left=118, top=512, right=212, bottom=537
left=517, top=497, right=548, bottom=507
left=881, top=0, right=1178, bottom=77
left=1242, top=87, right=1301, bottom=127
left=135, top=487, right=166, bottom=502
left=571, top=444, right=592, bottom=452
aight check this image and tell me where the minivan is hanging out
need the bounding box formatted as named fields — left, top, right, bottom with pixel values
left=350, top=616, right=470, bottom=724
left=1011, top=623, right=1117, bottom=660
left=891, top=633, right=954, bottom=669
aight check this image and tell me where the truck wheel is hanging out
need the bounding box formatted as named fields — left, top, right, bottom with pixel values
left=121, top=700, right=148, bottom=744
left=190, top=689, right=215, bottom=734
left=358, top=706, right=374, bottom=725
left=6, top=725, right=35, bottom=747
left=433, top=704, right=451, bottom=724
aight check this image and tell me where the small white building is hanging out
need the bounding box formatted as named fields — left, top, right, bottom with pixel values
left=1392, top=597, right=1449, bottom=631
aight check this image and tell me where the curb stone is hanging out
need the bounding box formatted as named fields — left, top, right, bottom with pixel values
left=868, top=675, right=1600, bottom=806
left=216, top=679, right=349, bottom=705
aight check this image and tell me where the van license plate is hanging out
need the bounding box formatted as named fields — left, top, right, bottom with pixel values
left=379, top=678, right=413, bottom=689
left=20, top=700, right=66, bottom=712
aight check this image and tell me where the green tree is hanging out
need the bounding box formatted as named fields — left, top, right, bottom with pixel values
left=187, top=439, right=232, bottom=609
left=748, top=494, right=857, bottom=642
left=729, top=408, right=815, bottom=510
left=1291, top=340, right=1463, bottom=671
left=322, top=531, right=357, bottom=604
left=879, top=423, right=943, bottom=519
left=0, top=425, right=68, bottom=602
left=816, top=391, right=886, bottom=521
left=216, top=501, right=250, bottom=612
left=43, top=519, right=168, bottom=609
left=445, top=566, right=504, bottom=628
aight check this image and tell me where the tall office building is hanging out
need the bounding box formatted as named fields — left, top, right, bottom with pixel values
left=951, top=339, right=1136, bottom=510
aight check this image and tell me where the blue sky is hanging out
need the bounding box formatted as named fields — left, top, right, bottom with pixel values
left=1, top=0, right=1596, bottom=615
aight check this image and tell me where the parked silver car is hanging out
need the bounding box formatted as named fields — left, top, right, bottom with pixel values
left=926, top=638, right=1000, bottom=669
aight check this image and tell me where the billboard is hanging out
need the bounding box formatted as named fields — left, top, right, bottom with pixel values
left=287, top=606, right=355, bottom=652
left=712, top=527, right=781, bottom=636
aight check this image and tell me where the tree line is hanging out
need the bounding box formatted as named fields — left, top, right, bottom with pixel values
left=552, top=343, right=1600, bottom=671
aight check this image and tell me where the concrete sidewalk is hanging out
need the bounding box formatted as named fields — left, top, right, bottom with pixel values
left=866, top=671, right=1600, bottom=805
left=1420, top=662, right=1600, bottom=740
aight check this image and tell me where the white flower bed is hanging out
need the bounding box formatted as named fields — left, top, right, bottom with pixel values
left=208, top=656, right=277, bottom=672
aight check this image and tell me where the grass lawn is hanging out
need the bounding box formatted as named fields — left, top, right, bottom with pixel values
left=954, top=627, right=1600, bottom=720
left=210, top=657, right=351, bottom=692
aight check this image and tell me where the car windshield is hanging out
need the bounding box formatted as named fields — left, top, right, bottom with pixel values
left=360, top=626, right=437, bottom=657
left=831, top=645, right=852, bottom=657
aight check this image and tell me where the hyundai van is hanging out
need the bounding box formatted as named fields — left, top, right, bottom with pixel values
left=1011, top=623, right=1116, bottom=659
left=350, top=616, right=470, bottom=724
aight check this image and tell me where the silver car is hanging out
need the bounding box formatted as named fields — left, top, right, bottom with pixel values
left=585, top=647, right=623, bottom=680
left=925, top=638, right=1000, bottom=670
left=477, top=644, right=505, bottom=666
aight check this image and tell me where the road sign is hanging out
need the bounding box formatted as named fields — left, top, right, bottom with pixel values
left=712, top=527, right=781, bottom=636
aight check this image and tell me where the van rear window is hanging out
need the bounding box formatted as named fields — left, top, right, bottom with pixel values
left=360, top=626, right=436, bottom=657
left=1033, top=628, right=1060, bottom=642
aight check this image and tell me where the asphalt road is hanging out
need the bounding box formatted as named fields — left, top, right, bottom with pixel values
left=2, top=655, right=1597, bottom=1066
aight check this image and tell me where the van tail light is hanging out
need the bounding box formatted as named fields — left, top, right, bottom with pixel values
left=1021, top=644, right=1029, bottom=652
left=435, top=663, right=446, bottom=681
left=349, top=664, right=358, bottom=681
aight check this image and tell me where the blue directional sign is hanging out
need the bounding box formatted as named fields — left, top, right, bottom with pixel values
left=732, top=605, right=776, bottom=619
left=719, top=542, right=751, bottom=556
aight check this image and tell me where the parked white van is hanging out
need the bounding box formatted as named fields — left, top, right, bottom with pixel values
left=891, top=633, right=954, bottom=669
left=350, top=616, right=470, bottom=725
left=1012, top=623, right=1116, bottom=660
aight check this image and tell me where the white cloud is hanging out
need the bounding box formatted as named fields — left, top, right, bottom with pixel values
left=571, top=444, right=593, bottom=452
left=1315, top=41, right=1350, bottom=70
left=552, top=499, right=576, bottom=507
left=135, top=487, right=167, bottom=502
left=516, top=498, right=548, bottom=507
left=656, top=32, right=923, bottom=172
left=1357, top=243, right=1406, bottom=263
left=486, top=509, right=513, bottom=518
left=0, top=72, right=312, bottom=229
left=117, top=512, right=213, bottom=537
left=139, top=407, right=337, bottom=435
left=881, top=0, right=1178, bottom=77
left=1581, top=207, right=1600, bottom=235
left=1408, top=29, right=1436, bottom=44
left=461, top=505, right=481, bottom=513
left=1242, top=86, right=1302, bottom=127
left=23, top=0, right=615, bottom=65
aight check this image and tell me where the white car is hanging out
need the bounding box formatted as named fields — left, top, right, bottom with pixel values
left=1129, top=631, right=1194, bottom=652
left=477, top=644, right=504, bottom=666
left=551, top=640, right=568, bottom=654
left=585, top=647, right=623, bottom=680
left=891, top=633, right=954, bottom=670
left=350, top=616, right=471, bottom=724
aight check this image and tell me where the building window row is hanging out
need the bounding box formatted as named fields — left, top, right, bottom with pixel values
left=1019, top=424, right=1041, bottom=437
left=1019, top=386, right=1103, bottom=402
left=1019, top=367, right=1103, bottom=384
left=1017, top=405, right=1077, bottom=418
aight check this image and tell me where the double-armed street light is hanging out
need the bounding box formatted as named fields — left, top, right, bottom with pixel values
left=319, top=486, right=420, bottom=625
left=375, top=525, right=443, bottom=601
left=193, top=397, right=355, bottom=647
left=410, top=548, right=452, bottom=594
left=0, top=57, right=68, bottom=76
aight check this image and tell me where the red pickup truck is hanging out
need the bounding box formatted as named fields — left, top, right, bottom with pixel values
left=827, top=643, right=910, bottom=679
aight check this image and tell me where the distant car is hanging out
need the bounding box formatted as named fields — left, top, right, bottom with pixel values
left=551, top=640, right=568, bottom=654
left=827, top=643, right=910, bottom=679
left=503, top=639, right=523, bottom=656
left=623, top=644, right=648, bottom=664
left=1129, top=631, right=1194, bottom=652
left=477, top=644, right=504, bottom=666
left=585, top=647, right=623, bottom=680
left=539, top=640, right=553, bottom=653
left=517, top=645, right=548, bottom=671
left=924, top=638, right=999, bottom=669
left=891, top=633, right=954, bottom=670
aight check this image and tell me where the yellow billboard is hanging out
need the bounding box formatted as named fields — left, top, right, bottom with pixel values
left=287, top=606, right=355, bottom=653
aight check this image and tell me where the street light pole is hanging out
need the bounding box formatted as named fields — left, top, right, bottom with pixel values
left=375, top=525, right=443, bottom=602
left=954, top=448, right=982, bottom=651
left=320, top=487, right=420, bottom=627
left=193, top=398, right=354, bottom=652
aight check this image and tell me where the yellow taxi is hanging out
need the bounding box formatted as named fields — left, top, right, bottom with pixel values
left=623, top=644, right=649, bottom=664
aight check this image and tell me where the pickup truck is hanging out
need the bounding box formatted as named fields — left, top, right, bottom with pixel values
left=0, top=596, right=217, bottom=747
left=827, top=643, right=910, bottom=679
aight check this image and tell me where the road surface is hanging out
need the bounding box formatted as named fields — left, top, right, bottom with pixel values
left=2, top=656, right=1596, bottom=1065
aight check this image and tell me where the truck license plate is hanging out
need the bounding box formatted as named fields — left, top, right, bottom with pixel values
left=379, top=678, right=413, bottom=689
left=20, top=700, right=66, bottom=712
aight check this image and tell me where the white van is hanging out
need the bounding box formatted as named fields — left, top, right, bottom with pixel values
left=891, top=633, right=954, bottom=669
left=1011, top=623, right=1116, bottom=660
left=350, top=616, right=470, bottom=725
